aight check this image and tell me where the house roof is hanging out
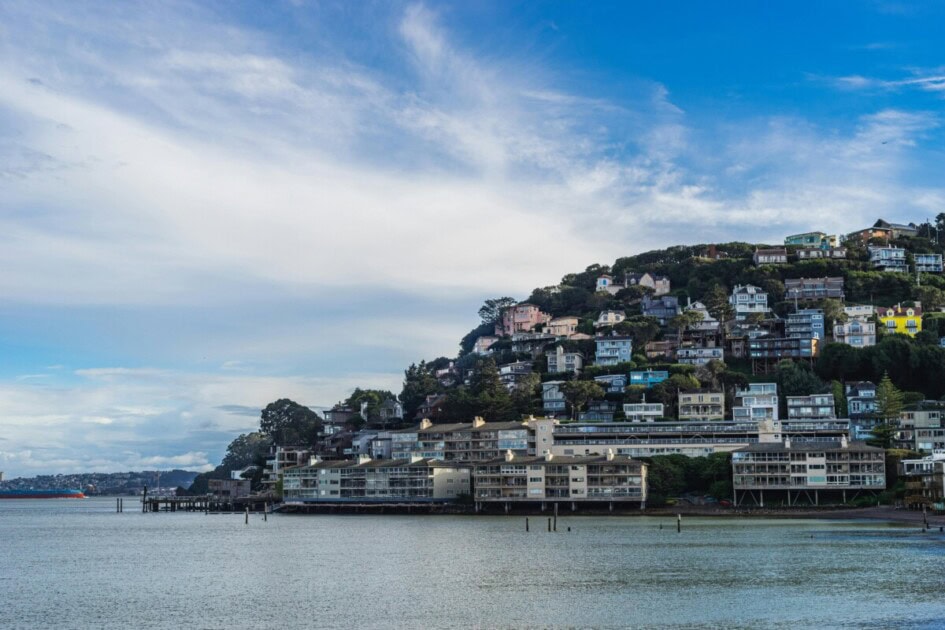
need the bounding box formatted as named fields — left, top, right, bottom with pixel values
left=475, top=454, right=644, bottom=467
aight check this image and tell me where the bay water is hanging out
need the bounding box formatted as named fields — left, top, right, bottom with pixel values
left=2, top=498, right=944, bottom=628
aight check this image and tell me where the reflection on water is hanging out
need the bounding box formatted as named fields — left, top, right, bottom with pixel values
left=1, top=498, right=944, bottom=629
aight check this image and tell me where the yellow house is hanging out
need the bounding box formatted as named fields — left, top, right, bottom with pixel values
left=877, top=305, right=922, bottom=336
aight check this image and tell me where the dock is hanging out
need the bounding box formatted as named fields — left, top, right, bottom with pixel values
left=140, top=495, right=274, bottom=513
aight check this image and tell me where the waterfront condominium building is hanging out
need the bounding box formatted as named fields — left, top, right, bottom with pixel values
left=390, top=417, right=555, bottom=462
left=732, top=437, right=886, bottom=507
left=472, top=450, right=647, bottom=508
left=282, top=456, right=471, bottom=503
left=678, top=390, right=725, bottom=421
left=549, top=418, right=851, bottom=459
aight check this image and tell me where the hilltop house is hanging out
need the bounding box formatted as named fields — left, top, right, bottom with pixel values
left=596, top=272, right=670, bottom=296
left=676, top=344, right=724, bottom=365
left=834, top=307, right=876, bottom=347
left=915, top=253, right=944, bottom=273
left=869, top=246, right=908, bottom=273
left=786, top=309, right=825, bottom=340
left=784, top=277, right=845, bottom=301
left=753, top=248, right=788, bottom=265
left=542, top=381, right=567, bottom=418
left=472, top=335, right=499, bottom=354
left=629, top=370, right=669, bottom=388
left=732, top=383, right=778, bottom=422
left=495, top=303, right=551, bottom=336
left=784, top=231, right=839, bottom=248
left=796, top=246, right=847, bottom=260
left=846, top=219, right=918, bottom=243
left=595, top=373, right=628, bottom=393
left=678, top=390, right=725, bottom=421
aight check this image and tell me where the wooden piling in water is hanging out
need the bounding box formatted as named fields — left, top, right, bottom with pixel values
left=245, top=507, right=249, bottom=524
left=677, top=514, right=681, bottom=533
left=525, top=517, right=529, bottom=532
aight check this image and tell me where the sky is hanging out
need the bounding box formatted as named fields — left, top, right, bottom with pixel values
left=1, top=1, right=944, bottom=477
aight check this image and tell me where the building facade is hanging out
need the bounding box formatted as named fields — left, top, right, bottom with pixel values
left=546, top=346, right=584, bottom=375
left=877, top=305, right=922, bottom=336
left=784, top=277, right=844, bottom=301
left=595, top=336, right=633, bottom=366
left=732, top=383, right=779, bottom=422
left=869, top=246, right=908, bottom=273
left=678, top=390, right=725, bottom=421
left=786, top=394, right=836, bottom=420
left=730, top=284, right=770, bottom=320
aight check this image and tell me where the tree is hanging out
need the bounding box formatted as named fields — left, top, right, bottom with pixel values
left=670, top=310, right=704, bottom=340
left=702, top=284, right=733, bottom=323
left=468, top=357, right=505, bottom=398
left=561, top=380, right=605, bottom=421
left=510, top=372, right=542, bottom=417
left=220, top=432, right=272, bottom=470
left=875, top=373, right=904, bottom=422
left=478, top=297, right=517, bottom=325
left=400, top=361, right=441, bottom=420
left=259, top=399, right=323, bottom=446
left=344, top=388, right=397, bottom=423
left=695, top=359, right=726, bottom=389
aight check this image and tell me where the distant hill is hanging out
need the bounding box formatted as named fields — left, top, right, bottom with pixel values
left=0, top=469, right=201, bottom=495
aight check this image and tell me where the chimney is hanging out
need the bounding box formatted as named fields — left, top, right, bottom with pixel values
left=420, top=418, right=433, bottom=430
left=473, top=416, right=486, bottom=428
left=309, top=456, right=322, bottom=466
left=504, top=450, right=515, bottom=462
left=841, top=435, right=848, bottom=449
left=784, top=437, right=792, bottom=449
left=544, top=450, right=554, bottom=462
left=357, top=454, right=372, bottom=464
left=606, top=448, right=615, bottom=461
left=410, top=454, right=424, bottom=464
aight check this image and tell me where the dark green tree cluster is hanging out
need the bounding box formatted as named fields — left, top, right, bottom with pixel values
left=640, top=453, right=733, bottom=506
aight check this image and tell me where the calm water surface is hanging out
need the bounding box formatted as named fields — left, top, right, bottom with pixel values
left=1, top=498, right=944, bottom=629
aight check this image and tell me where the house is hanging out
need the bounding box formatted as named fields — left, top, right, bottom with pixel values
left=873, top=218, right=918, bottom=239
left=732, top=383, right=779, bottom=422
left=683, top=300, right=721, bottom=332
left=472, top=451, right=647, bottom=507
left=748, top=336, right=819, bottom=363
left=497, top=361, right=534, bottom=390
left=324, top=405, right=358, bottom=426
left=676, top=344, right=724, bottom=365
left=510, top=332, right=556, bottom=356
left=596, top=274, right=617, bottom=293
left=473, top=336, right=499, bottom=354
left=597, top=272, right=670, bottom=296
left=915, top=253, right=944, bottom=273
left=678, top=390, right=725, bottom=421
left=796, top=247, right=847, bottom=260
left=390, top=417, right=551, bottom=462
left=579, top=400, right=617, bottom=422
left=642, top=295, right=680, bottom=325
left=416, top=394, right=447, bottom=421
left=846, top=382, right=878, bottom=436
left=546, top=346, right=584, bottom=375
left=595, top=335, right=633, bottom=366
left=784, top=277, right=845, bottom=301
left=208, top=478, right=252, bottom=499
left=625, top=272, right=671, bottom=296
left=877, top=305, right=922, bottom=336
left=645, top=340, right=677, bottom=360
left=542, top=381, right=567, bottom=417
left=546, top=316, right=579, bottom=337
left=784, top=231, right=834, bottom=248
left=730, top=284, right=770, bottom=320
left=834, top=306, right=876, bottom=347
left=629, top=370, right=669, bottom=388
left=623, top=401, right=665, bottom=423
left=868, top=246, right=908, bottom=273
left=595, top=310, right=627, bottom=328
left=785, top=309, right=825, bottom=340
left=834, top=317, right=876, bottom=347
left=495, top=303, right=552, bottom=336
left=361, top=399, right=403, bottom=425
left=753, top=248, right=788, bottom=265
left=732, top=437, right=885, bottom=507
left=595, top=374, right=628, bottom=393
left=786, top=394, right=836, bottom=420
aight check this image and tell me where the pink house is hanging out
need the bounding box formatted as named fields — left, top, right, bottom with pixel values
left=495, top=303, right=552, bottom=336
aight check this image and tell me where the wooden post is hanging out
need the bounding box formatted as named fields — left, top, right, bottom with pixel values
left=116, top=498, right=120, bottom=513
left=264, top=503, right=268, bottom=522
left=677, top=514, right=681, bottom=533
left=245, top=507, right=249, bottom=524
left=525, top=517, right=529, bottom=532
left=553, top=502, right=558, bottom=532
left=547, top=517, right=551, bottom=532
left=142, top=486, right=148, bottom=513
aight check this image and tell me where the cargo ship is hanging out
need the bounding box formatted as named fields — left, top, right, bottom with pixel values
left=0, top=489, right=86, bottom=499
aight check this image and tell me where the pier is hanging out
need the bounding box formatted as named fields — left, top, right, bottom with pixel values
left=140, top=495, right=274, bottom=513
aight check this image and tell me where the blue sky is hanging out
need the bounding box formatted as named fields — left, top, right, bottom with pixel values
left=1, top=1, right=943, bottom=476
